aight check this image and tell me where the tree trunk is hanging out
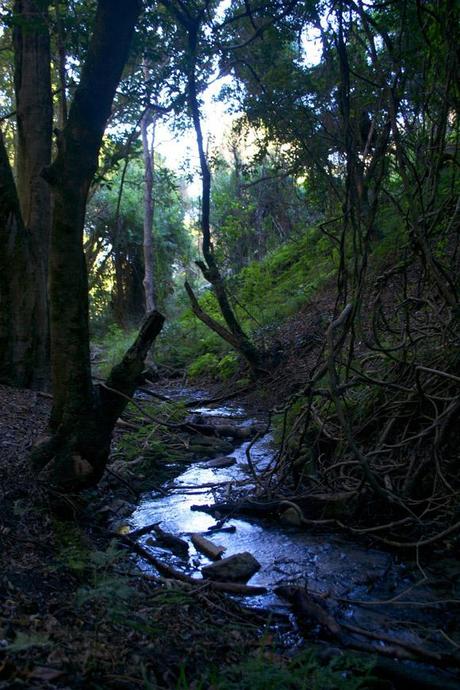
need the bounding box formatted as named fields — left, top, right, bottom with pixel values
left=53, top=0, right=68, bottom=128
left=13, top=0, right=53, bottom=389
left=32, top=0, right=147, bottom=492
left=0, top=134, right=37, bottom=387
left=112, top=218, right=127, bottom=329
left=141, top=101, right=157, bottom=313
left=185, top=27, right=263, bottom=374
left=0, top=0, right=52, bottom=389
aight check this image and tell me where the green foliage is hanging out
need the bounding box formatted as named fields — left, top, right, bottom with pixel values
left=180, top=648, right=378, bottom=690
left=237, top=227, right=336, bottom=324
left=218, top=353, right=239, bottom=380
left=5, top=632, right=51, bottom=653
left=187, top=352, right=221, bottom=380
left=186, top=351, right=239, bottom=382
left=157, top=224, right=336, bottom=374
left=52, top=520, right=93, bottom=575
left=87, top=154, right=191, bottom=331
left=93, top=324, right=138, bottom=378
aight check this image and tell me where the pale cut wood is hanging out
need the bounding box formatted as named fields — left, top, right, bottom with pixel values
left=191, top=533, right=226, bottom=560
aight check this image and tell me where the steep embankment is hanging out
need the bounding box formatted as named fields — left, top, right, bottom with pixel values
left=150, top=217, right=460, bottom=548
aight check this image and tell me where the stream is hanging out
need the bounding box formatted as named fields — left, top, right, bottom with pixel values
left=124, top=387, right=460, bottom=685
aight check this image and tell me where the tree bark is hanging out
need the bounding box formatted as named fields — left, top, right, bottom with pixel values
left=0, top=0, right=52, bottom=389
left=185, top=36, right=263, bottom=373
left=0, top=134, right=37, bottom=387
left=141, top=64, right=157, bottom=313
left=53, top=0, right=68, bottom=128
left=158, top=4, right=261, bottom=369
left=13, top=0, right=53, bottom=389
left=31, top=0, right=147, bottom=491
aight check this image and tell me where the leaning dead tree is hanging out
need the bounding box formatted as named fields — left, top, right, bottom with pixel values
left=31, top=0, right=166, bottom=493
left=160, top=0, right=263, bottom=375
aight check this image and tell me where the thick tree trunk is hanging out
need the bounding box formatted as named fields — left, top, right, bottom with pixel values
left=0, top=134, right=37, bottom=386
left=53, top=0, right=68, bottom=128
left=31, top=0, right=146, bottom=491
left=13, top=0, right=53, bottom=389
left=0, top=0, right=52, bottom=389
left=141, top=105, right=157, bottom=313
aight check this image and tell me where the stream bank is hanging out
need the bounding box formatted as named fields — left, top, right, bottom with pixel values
left=1, top=381, right=459, bottom=689
left=115, top=384, right=460, bottom=689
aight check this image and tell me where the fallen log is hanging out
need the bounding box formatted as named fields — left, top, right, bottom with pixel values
left=277, top=585, right=460, bottom=671
left=275, top=585, right=341, bottom=637
left=153, top=556, right=266, bottom=595
left=191, top=533, right=226, bottom=560
left=206, top=524, right=237, bottom=534
left=191, top=499, right=281, bottom=518
left=127, top=521, right=161, bottom=538
left=183, top=421, right=260, bottom=440
left=116, top=534, right=266, bottom=596
left=149, top=524, right=189, bottom=557
left=201, top=456, right=236, bottom=469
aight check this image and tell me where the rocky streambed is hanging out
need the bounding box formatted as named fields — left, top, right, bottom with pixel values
left=117, top=387, right=460, bottom=689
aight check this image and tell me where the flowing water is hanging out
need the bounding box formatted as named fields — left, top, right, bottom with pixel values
left=126, top=388, right=460, bottom=672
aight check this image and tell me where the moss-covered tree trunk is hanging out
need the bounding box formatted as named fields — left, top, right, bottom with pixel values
left=31, top=0, right=159, bottom=492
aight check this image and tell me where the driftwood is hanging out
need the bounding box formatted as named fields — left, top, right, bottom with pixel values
left=149, top=524, right=189, bottom=557
left=191, top=533, right=226, bottom=560
left=184, top=386, right=253, bottom=408
left=275, top=586, right=341, bottom=637
left=276, top=585, right=460, bottom=671
left=371, top=655, right=460, bottom=690
left=191, top=499, right=281, bottom=519
left=183, top=420, right=259, bottom=440
left=127, top=521, right=161, bottom=538
left=117, top=533, right=266, bottom=596
left=206, top=524, right=237, bottom=534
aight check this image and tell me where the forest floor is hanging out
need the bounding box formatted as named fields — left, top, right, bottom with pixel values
left=0, top=383, right=282, bottom=690
left=1, top=283, right=459, bottom=689
left=1, top=373, right=460, bottom=690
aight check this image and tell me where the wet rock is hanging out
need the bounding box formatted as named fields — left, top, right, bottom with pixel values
left=189, top=435, right=234, bottom=457
left=202, top=552, right=261, bottom=582
left=107, top=498, right=134, bottom=517
left=201, top=456, right=236, bottom=469
left=280, top=505, right=303, bottom=526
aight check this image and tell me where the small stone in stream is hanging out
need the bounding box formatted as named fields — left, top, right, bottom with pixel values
left=107, top=499, right=134, bottom=517
left=201, top=456, right=236, bottom=469
left=279, top=506, right=303, bottom=526
left=202, top=552, right=261, bottom=582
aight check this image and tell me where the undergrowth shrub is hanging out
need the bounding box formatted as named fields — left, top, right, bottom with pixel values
left=187, top=352, right=220, bottom=380
left=180, top=648, right=378, bottom=690
left=93, top=324, right=138, bottom=378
